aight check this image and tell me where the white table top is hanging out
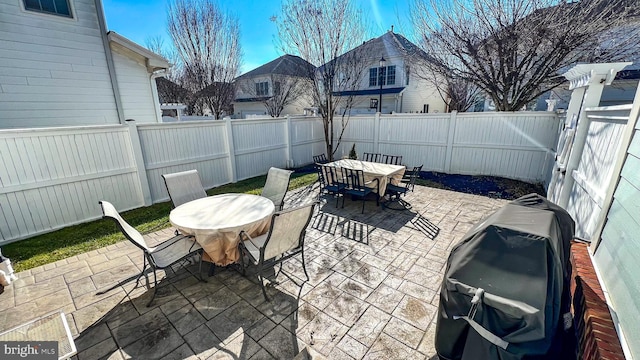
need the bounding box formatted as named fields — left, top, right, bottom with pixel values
left=170, top=193, right=275, bottom=234
left=327, top=159, right=405, bottom=176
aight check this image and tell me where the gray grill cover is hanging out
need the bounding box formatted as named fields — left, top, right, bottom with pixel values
left=435, top=194, right=574, bottom=360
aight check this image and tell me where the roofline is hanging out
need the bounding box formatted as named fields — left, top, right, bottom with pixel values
left=107, top=31, right=169, bottom=71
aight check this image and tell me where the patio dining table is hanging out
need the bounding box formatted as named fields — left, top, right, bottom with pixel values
left=326, top=159, right=406, bottom=194
left=169, top=193, right=275, bottom=266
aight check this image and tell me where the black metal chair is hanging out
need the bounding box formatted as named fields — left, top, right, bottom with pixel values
left=313, top=154, right=328, bottom=164
left=239, top=202, right=316, bottom=301
left=343, top=168, right=379, bottom=213
left=316, top=164, right=346, bottom=207
left=382, top=154, right=403, bottom=165
left=363, top=152, right=381, bottom=162
left=385, top=165, right=423, bottom=210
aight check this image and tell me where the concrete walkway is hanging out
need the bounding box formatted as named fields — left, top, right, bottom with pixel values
left=0, top=184, right=508, bottom=359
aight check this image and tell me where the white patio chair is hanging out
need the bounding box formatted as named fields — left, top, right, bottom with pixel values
left=98, top=201, right=204, bottom=306
left=162, top=169, right=207, bottom=208
left=261, top=167, right=293, bottom=210
left=239, top=202, right=316, bottom=301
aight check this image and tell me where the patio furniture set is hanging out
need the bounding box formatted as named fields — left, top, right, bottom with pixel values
left=314, top=153, right=422, bottom=213
left=98, top=167, right=318, bottom=310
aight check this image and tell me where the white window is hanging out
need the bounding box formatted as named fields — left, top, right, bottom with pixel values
left=369, top=65, right=396, bottom=86
left=24, top=0, right=73, bottom=17
left=256, top=82, right=269, bottom=96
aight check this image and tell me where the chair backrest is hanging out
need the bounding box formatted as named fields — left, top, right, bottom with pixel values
left=99, top=201, right=149, bottom=252
left=262, top=202, right=316, bottom=260
left=363, top=152, right=381, bottom=162
left=406, top=165, right=423, bottom=192
left=321, top=164, right=344, bottom=186
left=261, top=167, right=293, bottom=210
left=162, top=170, right=207, bottom=208
left=382, top=154, right=403, bottom=165
left=316, top=163, right=328, bottom=188
left=343, top=168, right=366, bottom=190
left=313, top=154, right=328, bottom=164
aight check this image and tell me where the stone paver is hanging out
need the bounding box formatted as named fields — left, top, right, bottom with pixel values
left=0, top=184, right=507, bottom=359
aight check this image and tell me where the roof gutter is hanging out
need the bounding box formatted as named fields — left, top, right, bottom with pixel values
left=95, top=0, right=125, bottom=124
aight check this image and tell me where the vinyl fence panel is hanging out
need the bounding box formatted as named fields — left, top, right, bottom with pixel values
left=136, top=121, right=231, bottom=202
left=0, top=125, right=142, bottom=243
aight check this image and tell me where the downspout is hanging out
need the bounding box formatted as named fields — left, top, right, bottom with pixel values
left=95, top=0, right=125, bottom=124
left=150, top=69, right=167, bottom=123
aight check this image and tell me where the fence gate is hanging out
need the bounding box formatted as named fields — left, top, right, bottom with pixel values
left=548, top=62, right=632, bottom=239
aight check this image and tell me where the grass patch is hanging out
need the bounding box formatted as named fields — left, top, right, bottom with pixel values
left=3, top=172, right=317, bottom=272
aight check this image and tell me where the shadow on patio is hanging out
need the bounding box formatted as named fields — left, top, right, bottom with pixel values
left=0, top=184, right=508, bottom=359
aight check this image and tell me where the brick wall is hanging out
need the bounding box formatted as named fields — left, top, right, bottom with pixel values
left=570, top=241, right=625, bottom=360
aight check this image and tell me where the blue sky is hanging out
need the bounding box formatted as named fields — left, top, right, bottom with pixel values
left=102, top=0, right=414, bottom=74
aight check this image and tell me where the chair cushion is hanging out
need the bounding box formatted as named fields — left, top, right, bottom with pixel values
left=386, top=183, right=407, bottom=195
left=242, top=233, right=268, bottom=264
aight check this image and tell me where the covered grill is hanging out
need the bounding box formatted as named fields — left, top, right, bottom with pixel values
left=435, top=194, right=575, bottom=360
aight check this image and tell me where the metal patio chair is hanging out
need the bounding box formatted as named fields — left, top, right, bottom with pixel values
left=316, top=164, right=346, bottom=207
left=363, top=152, right=381, bottom=162
left=385, top=165, right=423, bottom=210
left=98, top=201, right=204, bottom=306
left=382, top=154, right=403, bottom=165
left=313, top=154, right=328, bottom=164
left=162, top=169, right=207, bottom=208
left=343, top=168, right=379, bottom=213
left=239, top=202, right=316, bottom=301
left=261, top=167, right=293, bottom=210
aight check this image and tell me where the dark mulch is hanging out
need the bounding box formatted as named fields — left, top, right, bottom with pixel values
left=294, top=164, right=545, bottom=200
left=416, top=171, right=546, bottom=200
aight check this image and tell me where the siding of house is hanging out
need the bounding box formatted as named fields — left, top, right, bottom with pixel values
left=401, top=76, right=446, bottom=113
left=593, top=120, right=640, bottom=358
left=111, top=44, right=158, bottom=123
left=0, top=0, right=119, bottom=128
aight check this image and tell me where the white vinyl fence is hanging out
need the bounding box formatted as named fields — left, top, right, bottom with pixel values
left=335, top=112, right=559, bottom=183
left=0, top=112, right=559, bottom=244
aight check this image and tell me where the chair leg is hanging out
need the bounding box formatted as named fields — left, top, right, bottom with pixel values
left=147, top=268, right=158, bottom=307
left=301, top=249, right=309, bottom=281
left=258, top=264, right=269, bottom=302
left=361, top=197, right=365, bottom=213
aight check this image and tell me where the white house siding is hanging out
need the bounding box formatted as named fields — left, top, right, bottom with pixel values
left=0, top=0, right=119, bottom=128
left=111, top=44, right=159, bottom=123
left=234, top=102, right=268, bottom=118
left=400, top=76, right=446, bottom=114
left=593, top=121, right=640, bottom=358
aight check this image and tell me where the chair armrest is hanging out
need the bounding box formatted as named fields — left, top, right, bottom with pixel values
left=239, top=231, right=262, bottom=250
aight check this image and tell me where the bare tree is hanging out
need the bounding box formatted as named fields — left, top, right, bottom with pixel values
left=167, top=0, right=241, bottom=118
left=412, top=0, right=640, bottom=111
left=275, top=0, right=370, bottom=160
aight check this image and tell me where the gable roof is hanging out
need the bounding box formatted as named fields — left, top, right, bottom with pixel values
left=237, top=54, right=315, bottom=80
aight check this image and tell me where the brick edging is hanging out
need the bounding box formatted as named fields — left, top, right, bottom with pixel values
left=570, top=241, right=625, bottom=360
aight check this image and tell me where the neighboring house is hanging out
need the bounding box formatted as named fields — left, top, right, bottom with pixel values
left=0, top=0, right=169, bottom=129
left=332, top=30, right=447, bottom=115
left=233, top=55, right=314, bottom=119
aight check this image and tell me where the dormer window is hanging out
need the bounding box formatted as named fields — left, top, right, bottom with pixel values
left=24, top=0, right=73, bottom=18
left=256, top=82, right=269, bottom=96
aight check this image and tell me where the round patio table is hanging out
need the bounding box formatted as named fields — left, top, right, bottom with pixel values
left=169, top=193, right=275, bottom=266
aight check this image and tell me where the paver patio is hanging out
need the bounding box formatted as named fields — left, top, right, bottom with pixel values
left=0, top=183, right=508, bottom=359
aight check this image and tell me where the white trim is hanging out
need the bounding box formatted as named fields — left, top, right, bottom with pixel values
left=107, top=32, right=169, bottom=71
